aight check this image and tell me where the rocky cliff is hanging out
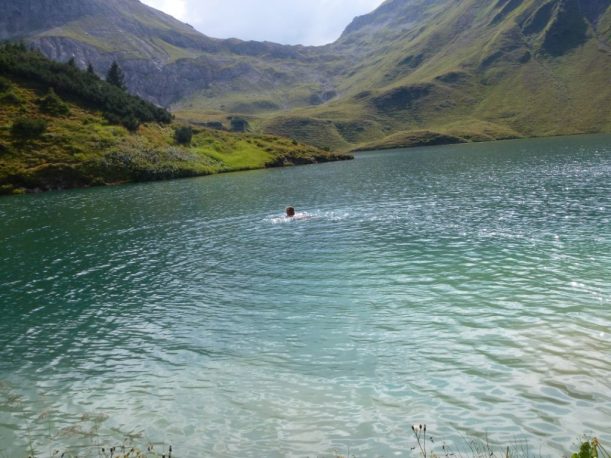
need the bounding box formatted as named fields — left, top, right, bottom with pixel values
left=0, top=0, right=326, bottom=107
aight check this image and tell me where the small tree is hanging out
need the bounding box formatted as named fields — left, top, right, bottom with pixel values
left=86, top=63, right=96, bottom=75
left=106, top=61, right=126, bottom=90
left=38, top=88, right=70, bottom=116
left=174, top=126, right=193, bottom=145
left=11, top=118, right=47, bottom=139
left=67, top=57, right=77, bottom=68
left=122, top=116, right=140, bottom=132
left=0, top=91, right=24, bottom=106
left=0, top=76, right=11, bottom=93
left=229, top=116, right=249, bottom=132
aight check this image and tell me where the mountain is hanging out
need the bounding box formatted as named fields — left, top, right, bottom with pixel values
left=261, top=0, right=611, bottom=150
left=2, top=0, right=610, bottom=151
left=0, top=0, right=327, bottom=108
left=0, top=44, right=349, bottom=195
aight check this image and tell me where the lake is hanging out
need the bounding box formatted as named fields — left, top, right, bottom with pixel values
left=1, top=134, right=610, bottom=457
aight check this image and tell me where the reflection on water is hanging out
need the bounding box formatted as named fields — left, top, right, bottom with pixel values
left=0, top=135, right=610, bottom=457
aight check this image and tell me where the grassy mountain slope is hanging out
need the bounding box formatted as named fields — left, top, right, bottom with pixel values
left=258, top=0, right=611, bottom=150
left=5, top=0, right=610, bottom=152
left=0, top=46, right=349, bottom=195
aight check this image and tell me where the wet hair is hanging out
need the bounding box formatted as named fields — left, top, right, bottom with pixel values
left=286, top=206, right=295, bottom=217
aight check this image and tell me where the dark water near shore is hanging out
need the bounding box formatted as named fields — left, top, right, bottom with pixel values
left=1, top=135, right=610, bottom=457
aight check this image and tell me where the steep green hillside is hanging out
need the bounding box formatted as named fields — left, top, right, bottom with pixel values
left=258, top=0, right=611, bottom=150
left=0, top=45, right=350, bottom=195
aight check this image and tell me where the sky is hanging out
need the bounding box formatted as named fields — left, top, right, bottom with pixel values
left=140, top=0, right=385, bottom=46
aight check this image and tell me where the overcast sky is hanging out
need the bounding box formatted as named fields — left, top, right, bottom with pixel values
left=140, top=0, right=385, bottom=46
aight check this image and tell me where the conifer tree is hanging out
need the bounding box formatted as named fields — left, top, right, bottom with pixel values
left=106, top=61, right=126, bottom=90
left=86, top=63, right=95, bottom=75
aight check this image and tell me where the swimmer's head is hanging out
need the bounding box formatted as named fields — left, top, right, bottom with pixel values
left=286, top=206, right=295, bottom=217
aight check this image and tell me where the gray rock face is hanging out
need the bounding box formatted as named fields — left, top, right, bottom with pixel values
left=1, top=0, right=329, bottom=108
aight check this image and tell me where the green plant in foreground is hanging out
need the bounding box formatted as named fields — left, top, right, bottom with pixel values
left=406, top=424, right=610, bottom=458
left=25, top=444, right=173, bottom=458
left=412, top=424, right=429, bottom=457
left=572, top=438, right=611, bottom=458
left=12, top=423, right=610, bottom=458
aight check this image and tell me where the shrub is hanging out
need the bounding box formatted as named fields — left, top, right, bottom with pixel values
left=571, top=438, right=609, bottom=458
left=0, top=43, right=172, bottom=127
left=122, top=116, right=140, bottom=132
left=104, top=113, right=140, bottom=132
left=11, top=118, right=47, bottom=139
left=174, top=126, right=193, bottom=145
left=38, top=88, right=70, bottom=116
left=205, top=121, right=224, bottom=130
left=0, top=90, right=24, bottom=106
left=0, top=76, right=11, bottom=92
left=229, top=117, right=249, bottom=132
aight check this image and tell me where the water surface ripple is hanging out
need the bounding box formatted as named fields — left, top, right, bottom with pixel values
left=1, top=135, right=610, bottom=457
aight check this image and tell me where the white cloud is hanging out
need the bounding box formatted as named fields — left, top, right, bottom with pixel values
left=145, top=0, right=188, bottom=21
left=140, top=0, right=384, bottom=45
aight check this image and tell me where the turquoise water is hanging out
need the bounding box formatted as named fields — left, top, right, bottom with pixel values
left=0, top=135, right=610, bottom=457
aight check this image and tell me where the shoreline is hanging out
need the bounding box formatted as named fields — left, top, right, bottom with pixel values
left=351, top=130, right=611, bottom=153
left=0, top=150, right=353, bottom=197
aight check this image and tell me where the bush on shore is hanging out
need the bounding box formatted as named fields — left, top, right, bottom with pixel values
left=10, top=118, right=47, bottom=139
left=38, top=88, right=70, bottom=116
left=174, top=125, right=193, bottom=145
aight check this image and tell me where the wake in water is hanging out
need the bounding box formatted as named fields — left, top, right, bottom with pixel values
left=267, top=210, right=351, bottom=224
left=269, top=211, right=314, bottom=224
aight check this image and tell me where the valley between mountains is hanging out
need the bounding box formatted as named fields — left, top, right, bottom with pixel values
left=0, top=0, right=609, bottom=193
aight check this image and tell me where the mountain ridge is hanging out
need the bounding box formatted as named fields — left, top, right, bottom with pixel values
left=1, top=0, right=321, bottom=107
left=1, top=0, right=610, bottom=151
left=260, top=0, right=611, bottom=150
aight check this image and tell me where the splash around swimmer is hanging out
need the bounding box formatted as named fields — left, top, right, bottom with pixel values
left=284, top=206, right=312, bottom=221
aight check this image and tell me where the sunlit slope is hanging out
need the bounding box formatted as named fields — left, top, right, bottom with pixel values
left=261, top=0, right=611, bottom=150
left=0, top=46, right=348, bottom=195
left=0, top=78, right=347, bottom=195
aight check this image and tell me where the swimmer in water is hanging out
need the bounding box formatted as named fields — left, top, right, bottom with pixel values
left=286, top=206, right=296, bottom=218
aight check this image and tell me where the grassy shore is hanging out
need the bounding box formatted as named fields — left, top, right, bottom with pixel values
left=0, top=80, right=350, bottom=195
left=0, top=44, right=351, bottom=196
